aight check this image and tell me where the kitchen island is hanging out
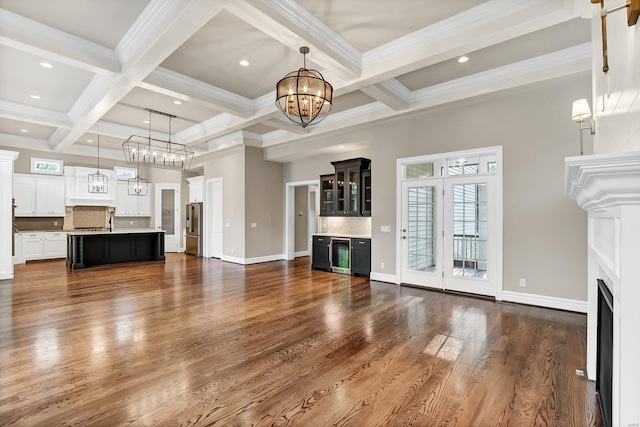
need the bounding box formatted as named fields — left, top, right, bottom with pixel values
left=67, top=229, right=165, bottom=270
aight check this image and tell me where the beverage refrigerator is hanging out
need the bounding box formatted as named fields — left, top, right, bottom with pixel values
left=185, top=202, right=203, bottom=256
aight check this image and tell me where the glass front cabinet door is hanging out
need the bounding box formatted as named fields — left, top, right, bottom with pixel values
left=320, top=174, right=335, bottom=216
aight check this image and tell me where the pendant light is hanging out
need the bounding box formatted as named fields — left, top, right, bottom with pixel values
left=88, top=134, right=108, bottom=193
left=275, top=46, right=333, bottom=128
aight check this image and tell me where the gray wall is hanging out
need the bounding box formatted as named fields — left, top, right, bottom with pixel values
left=294, top=186, right=308, bottom=253
left=244, top=146, right=283, bottom=259
left=283, top=72, right=590, bottom=301
left=202, top=146, right=246, bottom=258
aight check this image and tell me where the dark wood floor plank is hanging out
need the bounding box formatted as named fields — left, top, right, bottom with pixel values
left=0, top=255, right=601, bottom=426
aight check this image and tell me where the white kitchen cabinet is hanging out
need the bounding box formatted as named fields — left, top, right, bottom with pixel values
left=13, top=232, right=24, bottom=264
left=14, top=175, right=36, bottom=215
left=22, top=232, right=44, bottom=260
left=13, top=174, right=65, bottom=217
left=115, top=180, right=151, bottom=216
left=43, top=232, right=67, bottom=258
left=35, top=178, right=65, bottom=216
left=187, top=176, right=204, bottom=203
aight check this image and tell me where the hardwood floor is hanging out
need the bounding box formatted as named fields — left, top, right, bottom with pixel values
left=1, top=255, right=602, bottom=426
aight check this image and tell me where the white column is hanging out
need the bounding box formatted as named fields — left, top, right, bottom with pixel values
left=0, top=150, right=19, bottom=281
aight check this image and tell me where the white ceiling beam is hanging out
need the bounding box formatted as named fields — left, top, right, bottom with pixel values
left=0, top=9, right=121, bottom=76
left=139, top=67, right=255, bottom=118
left=226, top=0, right=362, bottom=80
left=50, top=0, right=233, bottom=153
left=360, top=79, right=411, bottom=111
left=0, top=100, right=72, bottom=129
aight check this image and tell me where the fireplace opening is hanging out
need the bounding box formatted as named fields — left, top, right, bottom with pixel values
left=597, top=279, right=613, bottom=427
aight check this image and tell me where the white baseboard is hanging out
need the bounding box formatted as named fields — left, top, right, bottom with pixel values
left=370, top=272, right=399, bottom=284
left=221, top=254, right=285, bottom=265
left=502, top=290, right=587, bottom=313
left=294, top=250, right=310, bottom=258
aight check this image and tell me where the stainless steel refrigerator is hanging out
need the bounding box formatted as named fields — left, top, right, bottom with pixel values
left=185, top=202, right=203, bottom=256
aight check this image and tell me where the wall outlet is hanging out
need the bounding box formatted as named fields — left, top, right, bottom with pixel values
left=129, top=221, right=133, bottom=225
left=231, top=248, right=234, bottom=254
left=519, top=279, right=526, bottom=287
left=53, top=221, right=58, bottom=226
left=225, top=222, right=230, bottom=227
left=322, top=223, right=327, bottom=229
left=380, top=262, right=385, bottom=269
left=251, top=223, right=257, bottom=228
left=381, top=226, right=391, bottom=232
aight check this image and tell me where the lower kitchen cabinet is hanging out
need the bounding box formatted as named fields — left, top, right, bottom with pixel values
left=16, top=231, right=68, bottom=262
left=312, top=235, right=331, bottom=271
left=351, top=238, right=371, bottom=277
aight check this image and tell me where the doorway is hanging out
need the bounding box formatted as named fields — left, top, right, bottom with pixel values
left=397, top=147, right=503, bottom=298
left=155, top=184, right=180, bottom=252
left=285, top=180, right=319, bottom=260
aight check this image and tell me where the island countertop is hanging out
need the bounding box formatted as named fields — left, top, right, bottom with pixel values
left=67, top=228, right=165, bottom=236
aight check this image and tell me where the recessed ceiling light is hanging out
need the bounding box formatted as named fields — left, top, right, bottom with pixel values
left=143, top=120, right=150, bottom=124
left=339, top=145, right=345, bottom=149
left=87, top=139, right=93, bottom=143
left=20, top=129, right=29, bottom=133
left=30, top=94, right=41, bottom=99
left=239, top=59, right=250, bottom=67
left=457, top=56, right=469, bottom=63
left=173, top=100, right=182, bottom=105
left=40, top=62, right=53, bottom=68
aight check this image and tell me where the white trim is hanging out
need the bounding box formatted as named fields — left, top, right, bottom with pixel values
left=370, top=272, right=400, bottom=284
left=284, top=179, right=320, bottom=261
left=502, top=291, right=587, bottom=313
left=294, top=250, right=310, bottom=258
left=221, top=254, right=285, bottom=265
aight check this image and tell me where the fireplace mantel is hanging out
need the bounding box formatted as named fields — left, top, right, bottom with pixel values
left=565, top=151, right=640, bottom=427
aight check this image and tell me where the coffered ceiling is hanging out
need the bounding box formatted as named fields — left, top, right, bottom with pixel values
left=0, top=0, right=591, bottom=163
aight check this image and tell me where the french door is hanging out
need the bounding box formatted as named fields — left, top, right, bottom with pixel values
left=401, top=173, right=498, bottom=297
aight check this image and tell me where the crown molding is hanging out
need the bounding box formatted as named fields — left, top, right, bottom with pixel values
left=0, top=9, right=120, bottom=76
left=364, top=0, right=548, bottom=66
left=0, top=133, right=52, bottom=152
left=91, top=120, right=169, bottom=141
left=261, top=0, right=362, bottom=68
left=0, top=100, right=72, bottom=129
left=565, top=151, right=640, bottom=211
left=142, top=67, right=254, bottom=118
left=411, top=43, right=590, bottom=102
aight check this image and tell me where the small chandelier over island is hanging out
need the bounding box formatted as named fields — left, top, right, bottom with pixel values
left=275, top=46, right=333, bottom=128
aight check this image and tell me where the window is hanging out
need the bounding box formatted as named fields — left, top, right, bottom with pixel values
left=31, top=158, right=63, bottom=175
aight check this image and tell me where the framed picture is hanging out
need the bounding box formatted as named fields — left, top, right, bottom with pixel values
left=31, top=157, right=63, bottom=175
left=114, top=167, right=137, bottom=179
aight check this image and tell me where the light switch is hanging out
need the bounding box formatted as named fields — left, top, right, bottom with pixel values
left=381, top=226, right=391, bottom=232
left=251, top=223, right=257, bottom=228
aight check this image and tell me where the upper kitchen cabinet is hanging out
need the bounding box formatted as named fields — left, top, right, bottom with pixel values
left=320, top=158, right=371, bottom=217
left=187, top=176, right=204, bottom=203
left=64, top=166, right=115, bottom=207
left=115, top=180, right=151, bottom=217
left=13, top=173, right=65, bottom=217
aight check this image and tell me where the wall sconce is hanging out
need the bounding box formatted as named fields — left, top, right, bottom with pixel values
left=572, top=98, right=596, bottom=155
left=591, top=0, right=639, bottom=73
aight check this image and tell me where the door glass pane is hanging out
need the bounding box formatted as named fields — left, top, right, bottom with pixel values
left=161, top=189, right=175, bottom=235
left=404, top=163, right=434, bottom=179
left=452, top=183, right=487, bottom=279
left=349, top=170, right=358, bottom=212
left=407, top=186, right=436, bottom=273
left=336, top=170, right=345, bottom=212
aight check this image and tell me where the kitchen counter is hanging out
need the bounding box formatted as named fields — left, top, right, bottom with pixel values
left=313, top=233, right=372, bottom=239
left=67, top=228, right=164, bottom=236
left=67, top=229, right=165, bottom=269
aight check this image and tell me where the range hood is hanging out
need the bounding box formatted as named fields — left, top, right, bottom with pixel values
left=64, top=166, right=116, bottom=207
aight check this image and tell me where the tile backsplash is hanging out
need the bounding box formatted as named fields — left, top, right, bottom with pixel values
left=319, top=216, right=371, bottom=236
left=15, top=217, right=64, bottom=231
